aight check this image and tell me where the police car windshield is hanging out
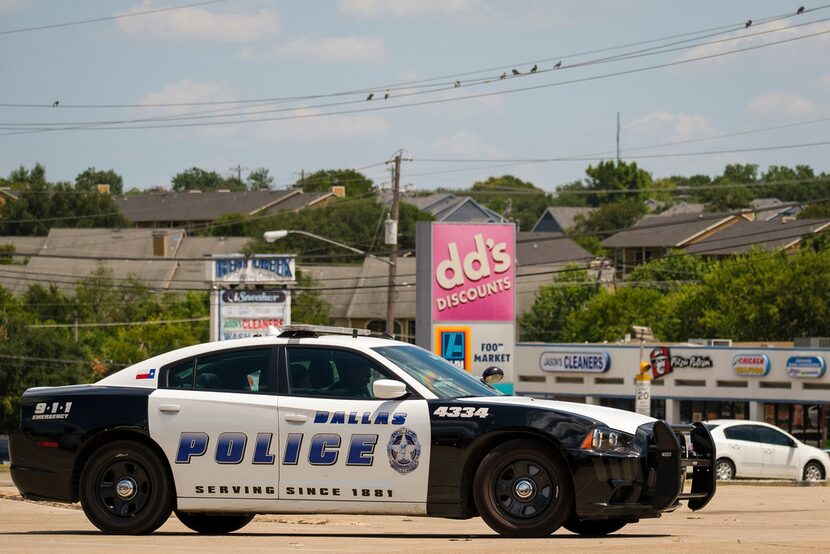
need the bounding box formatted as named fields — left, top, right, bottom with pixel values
left=373, top=345, right=501, bottom=399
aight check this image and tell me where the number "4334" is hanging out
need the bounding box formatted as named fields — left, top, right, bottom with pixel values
left=433, top=406, right=490, bottom=418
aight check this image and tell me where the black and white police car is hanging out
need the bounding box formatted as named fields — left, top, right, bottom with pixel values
left=10, top=325, right=716, bottom=537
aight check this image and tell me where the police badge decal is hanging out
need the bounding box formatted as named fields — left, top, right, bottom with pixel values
left=387, top=428, right=421, bottom=474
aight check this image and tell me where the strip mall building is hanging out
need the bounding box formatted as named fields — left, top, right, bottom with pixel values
left=514, top=342, right=830, bottom=448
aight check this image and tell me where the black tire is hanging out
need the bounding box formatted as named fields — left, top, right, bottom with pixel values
left=803, top=461, right=825, bottom=482
left=563, top=517, right=628, bottom=536
left=79, top=440, right=174, bottom=534
left=715, top=458, right=735, bottom=481
left=175, top=511, right=255, bottom=534
left=473, top=439, right=573, bottom=538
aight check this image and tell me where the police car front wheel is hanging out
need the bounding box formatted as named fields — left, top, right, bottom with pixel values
left=175, top=511, right=255, bottom=534
left=79, top=440, right=174, bottom=534
left=473, top=439, right=573, bottom=538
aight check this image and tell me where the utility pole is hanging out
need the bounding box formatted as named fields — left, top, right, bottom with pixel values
left=385, top=153, right=402, bottom=337
left=230, top=164, right=247, bottom=183
left=616, top=112, right=621, bottom=163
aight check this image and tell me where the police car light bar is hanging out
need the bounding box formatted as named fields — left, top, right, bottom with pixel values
left=278, top=324, right=373, bottom=338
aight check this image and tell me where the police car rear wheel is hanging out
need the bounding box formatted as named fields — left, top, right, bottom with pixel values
left=80, top=441, right=173, bottom=534
left=175, top=511, right=255, bottom=534
left=473, top=439, right=573, bottom=538
left=563, top=517, right=628, bottom=536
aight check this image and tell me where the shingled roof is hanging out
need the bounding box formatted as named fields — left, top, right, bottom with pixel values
left=685, top=218, right=830, bottom=256
left=601, top=213, right=737, bottom=249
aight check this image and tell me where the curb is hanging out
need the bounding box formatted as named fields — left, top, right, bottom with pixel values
left=716, top=479, right=829, bottom=487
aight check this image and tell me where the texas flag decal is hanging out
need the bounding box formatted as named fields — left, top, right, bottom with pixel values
left=135, top=368, right=156, bottom=380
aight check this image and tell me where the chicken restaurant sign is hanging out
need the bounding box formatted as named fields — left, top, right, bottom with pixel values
left=416, top=222, right=516, bottom=392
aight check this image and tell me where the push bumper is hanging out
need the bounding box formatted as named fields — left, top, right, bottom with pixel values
left=570, top=420, right=716, bottom=521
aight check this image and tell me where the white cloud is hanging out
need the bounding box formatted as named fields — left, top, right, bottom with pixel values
left=257, top=108, right=389, bottom=142
left=676, top=19, right=830, bottom=68
left=747, top=92, right=816, bottom=117
left=338, top=0, right=475, bottom=17
left=117, top=1, right=279, bottom=41
left=433, top=131, right=503, bottom=158
left=140, top=80, right=237, bottom=113
left=626, top=111, right=718, bottom=144
left=265, top=36, right=386, bottom=63
left=0, top=0, right=25, bottom=11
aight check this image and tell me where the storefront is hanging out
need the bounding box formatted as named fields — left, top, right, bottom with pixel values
left=515, top=343, right=830, bottom=448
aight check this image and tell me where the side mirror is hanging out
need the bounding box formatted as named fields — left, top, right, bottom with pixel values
left=372, top=379, right=408, bottom=400
left=481, top=366, right=504, bottom=385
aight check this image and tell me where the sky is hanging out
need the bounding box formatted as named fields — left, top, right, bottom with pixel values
left=1, top=0, right=829, bottom=194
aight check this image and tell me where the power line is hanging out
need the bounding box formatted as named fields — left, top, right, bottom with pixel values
left=0, top=0, right=232, bottom=36
left=3, top=15, right=829, bottom=135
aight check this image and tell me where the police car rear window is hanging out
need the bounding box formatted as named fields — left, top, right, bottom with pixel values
left=373, top=345, right=500, bottom=399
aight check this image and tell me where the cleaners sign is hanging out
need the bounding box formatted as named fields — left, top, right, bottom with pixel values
left=539, top=351, right=610, bottom=373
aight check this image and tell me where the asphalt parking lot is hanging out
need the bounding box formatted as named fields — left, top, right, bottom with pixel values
left=0, top=468, right=828, bottom=553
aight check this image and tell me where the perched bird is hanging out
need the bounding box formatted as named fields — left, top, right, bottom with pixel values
left=554, top=60, right=562, bottom=69
left=384, top=89, right=390, bottom=100
left=499, top=72, right=507, bottom=80
left=511, top=68, right=520, bottom=75
left=454, top=80, right=461, bottom=88
left=797, top=6, right=805, bottom=14
left=745, top=19, right=752, bottom=29
left=366, top=93, right=374, bottom=101
left=530, top=64, right=538, bottom=73
left=52, top=100, right=59, bottom=107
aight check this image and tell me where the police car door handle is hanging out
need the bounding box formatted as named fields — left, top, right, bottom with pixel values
left=158, top=404, right=180, bottom=414
left=284, top=414, right=307, bottom=423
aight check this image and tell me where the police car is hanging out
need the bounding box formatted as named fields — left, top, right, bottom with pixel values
left=10, top=325, right=716, bottom=538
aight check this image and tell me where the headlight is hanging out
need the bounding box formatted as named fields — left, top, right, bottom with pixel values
left=580, top=426, right=635, bottom=453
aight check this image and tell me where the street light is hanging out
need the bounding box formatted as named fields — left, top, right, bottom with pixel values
left=263, top=229, right=398, bottom=336
left=264, top=229, right=393, bottom=266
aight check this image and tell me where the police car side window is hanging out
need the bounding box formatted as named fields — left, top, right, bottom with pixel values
left=286, top=347, right=389, bottom=399
left=167, top=359, right=195, bottom=389
left=192, top=348, right=273, bottom=393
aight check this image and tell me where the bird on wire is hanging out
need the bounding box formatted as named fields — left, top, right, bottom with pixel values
left=512, top=68, right=520, bottom=75
left=554, top=60, right=562, bottom=69
left=384, top=90, right=390, bottom=99
left=454, top=80, right=461, bottom=88
left=366, top=93, right=374, bottom=101
left=52, top=100, right=59, bottom=107
left=500, top=72, right=507, bottom=80
left=745, top=19, right=752, bottom=28
left=797, top=6, right=805, bottom=14
left=530, top=64, right=538, bottom=73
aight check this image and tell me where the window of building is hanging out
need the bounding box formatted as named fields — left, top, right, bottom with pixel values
left=680, top=400, right=749, bottom=423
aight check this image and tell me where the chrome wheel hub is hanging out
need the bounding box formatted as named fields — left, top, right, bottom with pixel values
left=513, top=478, right=536, bottom=500
left=116, top=478, right=137, bottom=500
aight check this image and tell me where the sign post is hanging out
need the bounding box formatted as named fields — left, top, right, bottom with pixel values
left=632, top=326, right=654, bottom=417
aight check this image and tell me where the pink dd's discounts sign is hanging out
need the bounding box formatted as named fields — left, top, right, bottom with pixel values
left=416, top=222, right=516, bottom=392
left=431, top=223, right=515, bottom=321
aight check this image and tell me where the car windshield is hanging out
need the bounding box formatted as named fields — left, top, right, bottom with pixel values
left=373, top=345, right=502, bottom=399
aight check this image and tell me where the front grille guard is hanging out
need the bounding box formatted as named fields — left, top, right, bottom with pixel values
left=644, top=420, right=716, bottom=511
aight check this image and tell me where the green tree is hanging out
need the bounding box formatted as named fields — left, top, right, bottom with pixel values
left=0, top=182, right=128, bottom=235
left=468, top=175, right=550, bottom=231
left=627, top=250, right=706, bottom=290
left=296, top=169, right=374, bottom=197
left=550, top=179, right=591, bottom=207
left=562, top=285, right=665, bottom=343
left=75, top=167, right=124, bottom=195
left=171, top=167, right=243, bottom=192
left=291, top=271, right=330, bottom=324
left=571, top=198, right=646, bottom=238
left=519, top=267, right=599, bottom=342
left=7, top=163, right=47, bottom=186
left=582, top=160, right=654, bottom=207
left=247, top=167, right=274, bottom=191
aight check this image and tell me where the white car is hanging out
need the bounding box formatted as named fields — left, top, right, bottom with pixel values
left=706, top=419, right=830, bottom=481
